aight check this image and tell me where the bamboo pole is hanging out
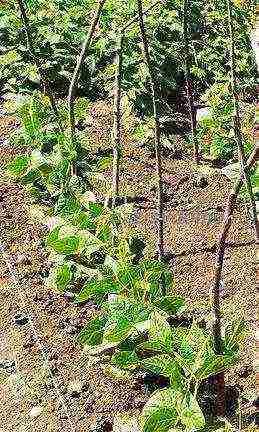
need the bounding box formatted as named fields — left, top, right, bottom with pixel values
left=137, top=0, right=165, bottom=269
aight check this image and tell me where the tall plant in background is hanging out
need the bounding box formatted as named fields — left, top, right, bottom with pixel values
left=227, top=0, right=259, bottom=243
left=137, top=0, right=164, bottom=265
left=16, top=0, right=62, bottom=130
left=183, top=0, right=200, bottom=162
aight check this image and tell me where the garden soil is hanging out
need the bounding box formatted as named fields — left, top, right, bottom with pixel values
left=0, top=106, right=257, bottom=432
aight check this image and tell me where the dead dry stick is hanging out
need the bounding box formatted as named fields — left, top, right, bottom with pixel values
left=183, top=0, right=199, bottom=162
left=112, top=31, right=124, bottom=207
left=137, top=0, right=165, bottom=266
left=227, top=0, right=259, bottom=244
left=212, top=143, right=258, bottom=416
left=68, top=0, right=106, bottom=175
left=17, top=0, right=62, bottom=131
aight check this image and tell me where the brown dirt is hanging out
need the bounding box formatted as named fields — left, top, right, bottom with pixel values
left=0, top=107, right=257, bottom=431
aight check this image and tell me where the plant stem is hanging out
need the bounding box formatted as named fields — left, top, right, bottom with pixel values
left=137, top=0, right=164, bottom=266
left=227, top=0, right=259, bottom=244
left=67, top=0, right=106, bottom=175
left=112, top=31, right=124, bottom=208
left=16, top=0, right=62, bottom=131
left=183, top=0, right=199, bottom=163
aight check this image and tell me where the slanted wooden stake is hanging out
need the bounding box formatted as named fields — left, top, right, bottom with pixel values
left=16, top=0, right=62, bottom=131
left=68, top=0, right=106, bottom=175
left=212, top=143, right=258, bottom=416
left=137, top=0, right=165, bottom=268
left=211, top=1, right=259, bottom=416
left=112, top=31, right=124, bottom=207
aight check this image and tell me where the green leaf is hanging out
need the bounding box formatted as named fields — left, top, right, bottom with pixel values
left=77, top=229, right=104, bottom=257
left=141, top=355, right=183, bottom=389
left=54, top=193, right=81, bottom=217
left=77, top=315, right=107, bottom=346
left=20, top=168, right=41, bottom=184
left=141, top=387, right=178, bottom=432
left=154, top=296, right=185, bottom=315
left=46, top=263, right=73, bottom=292
left=75, top=278, right=119, bottom=304
left=147, top=312, right=173, bottom=353
left=7, top=155, right=30, bottom=176
left=177, top=392, right=205, bottom=431
left=89, top=202, right=104, bottom=217
left=103, top=299, right=151, bottom=344
left=111, top=350, right=140, bottom=370
left=224, top=319, right=247, bottom=352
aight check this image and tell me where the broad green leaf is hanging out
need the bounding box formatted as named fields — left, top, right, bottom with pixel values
left=147, top=312, right=173, bottom=353
left=47, top=226, right=79, bottom=255
left=224, top=319, right=247, bottom=351
left=75, top=278, right=119, bottom=304
left=77, top=229, right=104, bottom=256
left=54, top=193, right=81, bottom=216
left=20, top=167, right=41, bottom=184
left=177, top=392, right=205, bottom=431
left=7, top=155, right=30, bottom=176
left=141, top=387, right=178, bottom=432
left=51, top=264, right=73, bottom=291
left=77, top=315, right=107, bottom=346
left=154, top=296, right=185, bottom=315
left=111, top=350, right=140, bottom=370
left=103, top=299, right=151, bottom=344
left=89, top=202, right=104, bottom=217
left=141, top=355, right=183, bottom=389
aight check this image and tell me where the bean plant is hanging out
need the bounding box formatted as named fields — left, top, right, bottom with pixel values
left=3, top=0, right=257, bottom=431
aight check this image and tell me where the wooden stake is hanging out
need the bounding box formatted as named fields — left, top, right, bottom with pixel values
left=112, top=32, right=124, bottom=207
left=68, top=0, right=106, bottom=175
left=137, top=0, right=165, bottom=266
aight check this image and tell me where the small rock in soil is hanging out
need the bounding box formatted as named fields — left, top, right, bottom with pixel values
left=63, top=291, right=75, bottom=301
left=192, top=173, right=208, bottom=188
left=0, top=359, right=16, bottom=374
left=29, top=406, right=43, bottom=418
left=67, top=379, right=86, bottom=398
left=14, top=313, right=29, bottom=326
left=16, top=253, right=31, bottom=265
